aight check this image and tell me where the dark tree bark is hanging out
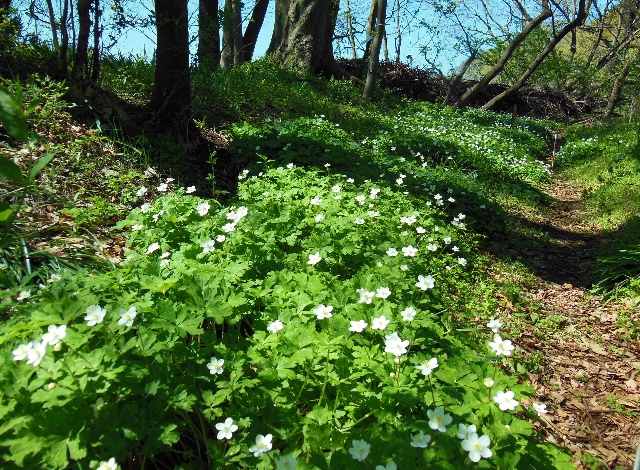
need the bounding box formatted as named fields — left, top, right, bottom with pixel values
left=150, top=0, right=192, bottom=142
left=444, top=49, right=478, bottom=105
left=268, top=0, right=343, bottom=77
left=242, top=0, right=269, bottom=62
left=452, top=1, right=552, bottom=110
left=220, top=0, right=242, bottom=68
left=73, top=0, right=93, bottom=81
left=198, top=0, right=220, bottom=68
left=91, top=0, right=101, bottom=82
left=361, top=0, right=377, bottom=77
left=483, top=0, right=587, bottom=110
left=44, top=0, right=59, bottom=49
left=60, top=0, right=70, bottom=73
left=362, top=0, right=386, bottom=99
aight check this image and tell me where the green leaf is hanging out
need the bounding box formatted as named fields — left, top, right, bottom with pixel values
left=0, top=85, right=29, bottom=142
left=27, top=152, right=55, bottom=183
left=0, top=156, right=24, bottom=183
left=0, top=202, right=14, bottom=226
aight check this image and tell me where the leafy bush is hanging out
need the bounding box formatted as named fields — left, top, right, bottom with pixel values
left=1, top=163, right=573, bottom=468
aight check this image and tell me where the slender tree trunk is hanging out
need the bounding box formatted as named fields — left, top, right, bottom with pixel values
left=444, top=49, right=478, bottom=105
left=220, top=0, right=234, bottom=68
left=344, top=0, right=357, bottom=59
left=453, top=1, right=552, bottom=110
left=383, top=29, right=389, bottom=62
left=73, top=0, right=92, bottom=81
left=395, top=0, right=401, bottom=62
left=243, top=0, right=268, bottom=61
left=44, top=0, right=60, bottom=49
left=362, top=0, right=377, bottom=77
left=60, top=0, right=69, bottom=73
left=198, top=0, right=220, bottom=68
left=483, top=0, right=587, bottom=110
left=150, top=0, right=192, bottom=142
left=268, top=0, right=342, bottom=77
left=91, top=0, right=101, bottom=82
left=231, top=0, right=243, bottom=65
left=363, top=0, right=386, bottom=99
left=604, top=56, right=634, bottom=117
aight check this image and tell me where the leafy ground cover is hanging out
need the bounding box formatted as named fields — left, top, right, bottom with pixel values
left=1, top=60, right=639, bottom=469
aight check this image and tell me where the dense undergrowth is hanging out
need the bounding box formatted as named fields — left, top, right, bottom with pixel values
left=0, top=58, right=638, bottom=469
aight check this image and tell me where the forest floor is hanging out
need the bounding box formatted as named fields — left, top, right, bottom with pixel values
left=507, top=176, right=640, bottom=469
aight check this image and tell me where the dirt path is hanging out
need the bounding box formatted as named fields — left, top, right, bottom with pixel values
left=516, top=176, right=640, bottom=469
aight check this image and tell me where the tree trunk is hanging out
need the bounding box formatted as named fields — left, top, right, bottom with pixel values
left=150, top=0, right=192, bottom=142
left=198, top=0, right=220, bottom=68
left=44, top=0, right=60, bottom=50
left=91, top=0, right=101, bottom=82
left=444, top=49, right=478, bottom=105
left=604, top=55, right=634, bottom=117
left=231, top=0, right=243, bottom=65
left=452, top=1, right=552, bottom=110
left=220, top=0, right=234, bottom=68
left=362, top=0, right=377, bottom=77
left=243, top=0, right=269, bottom=62
left=345, top=0, right=357, bottom=59
left=268, top=0, right=342, bottom=77
left=362, top=0, right=386, bottom=99
left=483, top=0, right=587, bottom=110
left=60, top=0, right=69, bottom=73
left=73, top=0, right=93, bottom=81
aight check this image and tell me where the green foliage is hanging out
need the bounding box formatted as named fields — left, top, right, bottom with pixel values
left=100, top=53, right=155, bottom=103
left=0, top=161, right=573, bottom=468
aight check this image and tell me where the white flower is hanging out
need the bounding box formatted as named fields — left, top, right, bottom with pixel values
left=308, top=252, right=322, bottom=265
left=85, top=304, right=107, bottom=326
left=160, top=251, right=171, bottom=259
left=410, top=430, right=431, bottom=448
left=384, top=332, right=409, bottom=356
left=371, top=315, right=390, bottom=330
left=196, top=202, right=210, bottom=216
left=386, top=248, right=398, bottom=257
left=47, top=273, right=62, bottom=283
left=427, top=407, right=452, bottom=432
left=274, top=453, right=298, bottom=470
left=26, top=341, right=47, bottom=366
left=215, top=417, right=238, bottom=440
left=315, top=213, right=325, bottom=223
left=313, top=304, right=333, bottom=320
left=426, top=243, right=438, bottom=251
left=310, top=196, right=323, bottom=206
left=461, top=433, right=492, bottom=462
left=493, top=390, right=519, bottom=411
left=354, top=218, right=365, bottom=225
left=484, top=377, right=495, bottom=388
left=457, top=423, right=477, bottom=440
left=416, top=275, right=435, bottom=290
left=375, top=287, right=391, bottom=299
left=396, top=177, right=404, bottom=185
left=286, top=163, right=294, bottom=169
left=17, top=290, right=31, bottom=301
left=402, top=246, right=418, bottom=257
left=140, top=203, right=152, bottom=213
left=376, top=462, right=397, bottom=470
left=443, top=236, right=452, bottom=245
left=357, top=288, right=375, bottom=304
left=200, top=239, right=216, bottom=253
left=249, top=433, right=273, bottom=457
left=166, top=178, right=175, bottom=183
left=118, top=307, right=137, bottom=328
left=452, top=246, right=460, bottom=252
left=136, top=186, right=147, bottom=197
left=97, top=457, right=118, bottom=470
left=332, top=185, right=341, bottom=193
left=152, top=210, right=163, bottom=221
left=146, top=242, right=161, bottom=254
left=488, top=334, right=515, bottom=356
left=416, top=226, right=426, bottom=234
left=186, top=186, right=196, bottom=193
left=157, top=182, right=168, bottom=192
left=131, top=224, right=143, bottom=231
left=367, top=210, right=380, bottom=217
left=346, top=177, right=355, bottom=183
left=415, top=357, right=438, bottom=376
left=42, top=325, right=67, bottom=346
left=207, top=357, right=224, bottom=375
left=487, top=318, right=502, bottom=333
left=355, top=194, right=366, bottom=205
left=349, top=320, right=368, bottom=332
left=400, top=264, right=409, bottom=271
left=12, top=342, right=33, bottom=361
left=216, top=234, right=226, bottom=243
left=533, top=402, right=548, bottom=416
left=348, top=439, right=370, bottom=461
left=400, top=306, right=417, bottom=321
left=369, top=188, right=380, bottom=199
left=222, top=222, right=236, bottom=233
left=400, top=215, right=417, bottom=225
left=457, top=257, right=467, bottom=266
left=267, top=320, right=284, bottom=334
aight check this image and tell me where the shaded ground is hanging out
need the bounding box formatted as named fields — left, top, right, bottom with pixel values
left=511, top=177, right=640, bottom=469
